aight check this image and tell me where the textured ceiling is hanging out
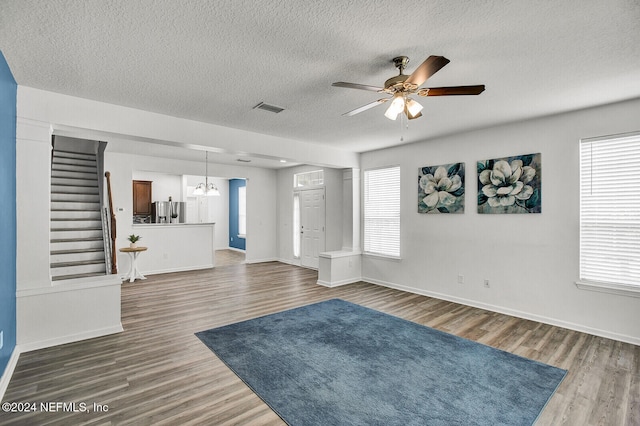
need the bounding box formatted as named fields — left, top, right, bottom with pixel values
left=1, top=0, right=640, bottom=158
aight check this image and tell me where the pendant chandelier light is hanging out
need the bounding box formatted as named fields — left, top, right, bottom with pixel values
left=192, top=151, right=220, bottom=196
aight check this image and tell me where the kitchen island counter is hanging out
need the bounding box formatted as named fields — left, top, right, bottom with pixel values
left=121, top=223, right=215, bottom=276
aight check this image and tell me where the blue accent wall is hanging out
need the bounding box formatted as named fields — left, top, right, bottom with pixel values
left=0, top=51, right=17, bottom=376
left=229, top=179, right=246, bottom=250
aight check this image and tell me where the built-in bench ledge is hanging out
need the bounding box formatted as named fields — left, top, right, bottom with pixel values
left=317, top=250, right=362, bottom=288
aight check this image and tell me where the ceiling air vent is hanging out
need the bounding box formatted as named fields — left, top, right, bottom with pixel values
left=253, top=102, right=285, bottom=114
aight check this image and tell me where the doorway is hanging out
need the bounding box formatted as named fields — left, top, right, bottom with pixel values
left=299, top=188, right=325, bottom=269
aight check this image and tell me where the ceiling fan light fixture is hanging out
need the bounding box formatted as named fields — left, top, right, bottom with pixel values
left=384, top=95, right=405, bottom=120
left=333, top=55, right=485, bottom=122
left=406, top=98, right=423, bottom=116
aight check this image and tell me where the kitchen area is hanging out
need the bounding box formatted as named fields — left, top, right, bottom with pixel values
left=125, top=170, right=228, bottom=276
left=104, top=150, right=273, bottom=280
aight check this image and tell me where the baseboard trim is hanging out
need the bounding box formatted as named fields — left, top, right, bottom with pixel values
left=0, top=348, right=21, bottom=402
left=141, top=264, right=214, bottom=276
left=363, top=276, right=640, bottom=346
left=245, top=257, right=279, bottom=265
left=225, top=247, right=246, bottom=254
left=277, top=258, right=300, bottom=267
left=17, top=324, right=124, bottom=354
left=317, top=278, right=360, bottom=288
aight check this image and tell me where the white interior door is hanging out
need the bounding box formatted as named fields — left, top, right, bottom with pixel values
left=300, top=188, right=325, bottom=269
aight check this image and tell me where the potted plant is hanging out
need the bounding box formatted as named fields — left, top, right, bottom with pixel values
left=128, top=234, right=141, bottom=248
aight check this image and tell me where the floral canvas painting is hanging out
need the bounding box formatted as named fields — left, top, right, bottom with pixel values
left=477, top=153, right=541, bottom=214
left=418, top=163, right=465, bottom=214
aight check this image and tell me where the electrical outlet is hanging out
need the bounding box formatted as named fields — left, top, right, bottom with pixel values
left=163, top=253, right=168, bottom=260
left=484, top=279, right=490, bottom=288
left=457, top=274, right=464, bottom=284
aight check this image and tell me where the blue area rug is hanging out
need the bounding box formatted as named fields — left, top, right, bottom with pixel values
left=196, top=299, right=566, bottom=425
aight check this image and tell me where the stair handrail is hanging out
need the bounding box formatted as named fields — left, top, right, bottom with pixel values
left=105, top=171, right=117, bottom=274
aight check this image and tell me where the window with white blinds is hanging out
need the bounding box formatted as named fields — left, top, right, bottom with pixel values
left=579, top=132, right=640, bottom=288
left=364, top=166, right=401, bottom=257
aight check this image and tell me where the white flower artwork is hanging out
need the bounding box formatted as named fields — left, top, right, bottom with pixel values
left=418, top=163, right=465, bottom=214
left=477, top=153, right=541, bottom=214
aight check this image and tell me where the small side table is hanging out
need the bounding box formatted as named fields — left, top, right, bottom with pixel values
left=119, top=246, right=148, bottom=283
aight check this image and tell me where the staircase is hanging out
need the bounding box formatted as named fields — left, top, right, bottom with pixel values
left=50, top=148, right=107, bottom=281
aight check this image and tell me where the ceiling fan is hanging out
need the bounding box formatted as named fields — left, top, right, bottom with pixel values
left=332, top=55, right=485, bottom=121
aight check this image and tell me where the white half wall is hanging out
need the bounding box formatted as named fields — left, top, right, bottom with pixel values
left=128, top=224, right=215, bottom=275
left=360, top=97, right=640, bottom=345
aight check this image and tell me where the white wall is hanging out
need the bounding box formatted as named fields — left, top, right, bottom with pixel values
left=277, top=166, right=344, bottom=265
left=132, top=170, right=183, bottom=203
left=360, top=97, right=640, bottom=345
left=184, top=175, right=230, bottom=248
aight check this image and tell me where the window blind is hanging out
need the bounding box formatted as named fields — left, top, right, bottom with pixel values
left=580, top=132, right=640, bottom=287
left=364, top=166, right=401, bottom=257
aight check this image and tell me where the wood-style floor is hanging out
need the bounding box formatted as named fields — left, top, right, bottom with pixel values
left=215, top=249, right=245, bottom=267
left=1, top=260, right=638, bottom=425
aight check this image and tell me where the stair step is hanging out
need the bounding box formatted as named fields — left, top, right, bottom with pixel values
left=51, top=201, right=101, bottom=211
left=51, top=169, right=97, bottom=180
left=51, top=227, right=102, bottom=231
left=51, top=230, right=103, bottom=241
left=50, top=262, right=106, bottom=278
left=51, top=192, right=100, bottom=203
left=52, top=164, right=98, bottom=174
left=51, top=272, right=106, bottom=282
left=51, top=247, right=105, bottom=255
left=50, top=236, right=103, bottom=243
left=51, top=210, right=102, bottom=220
left=51, top=238, right=104, bottom=251
left=53, top=150, right=96, bottom=161
left=51, top=251, right=105, bottom=264
left=51, top=219, right=103, bottom=229
left=51, top=259, right=106, bottom=268
left=51, top=177, right=98, bottom=188
left=52, top=156, right=97, bottom=168
left=51, top=185, right=99, bottom=195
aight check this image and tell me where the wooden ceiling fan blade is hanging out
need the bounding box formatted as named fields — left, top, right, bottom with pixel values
left=342, top=98, right=389, bottom=116
left=419, top=85, right=486, bottom=96
left=332, top=82, right=385, bottom=92
left=404, top=56, right=450, bottom=87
